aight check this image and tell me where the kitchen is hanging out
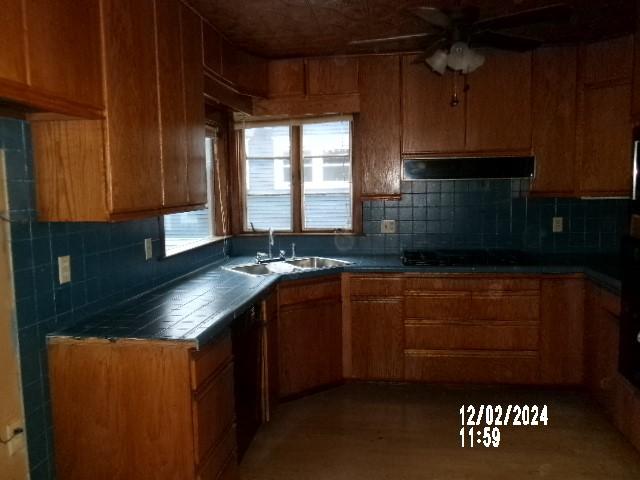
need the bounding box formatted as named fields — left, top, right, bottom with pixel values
left=1, top=1, right=640, bottom=479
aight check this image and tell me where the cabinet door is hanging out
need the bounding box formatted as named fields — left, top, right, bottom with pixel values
left=102, top=0, right=163, bottom=214
left=578, top=82, right=632, bottom=196
left=402, top=56, right=465, bottom=154
left=278, top=300, right=342, bottom=398
left=531, top=47, right=577, bottom=195
left=26, top=0, right=103, bottom=109
left=351, top=299, right=403, bottom=380
left=539, top=278, right=585, bottom=384
left=465, top=51, right=532, bottom=153
left=358, top=56, right=401, bottom=197
left=181, top=3, right=208, bottom=206
left=157, top=0, right=189, bottom=208
left=307, top=57, right=359, bottom=96
left=633, top=10, right=640, bottom=119
left=0, top=0, right=27, bottom=85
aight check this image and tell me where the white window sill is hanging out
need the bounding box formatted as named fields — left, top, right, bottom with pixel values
left=163, top=236, right=229, bottom=259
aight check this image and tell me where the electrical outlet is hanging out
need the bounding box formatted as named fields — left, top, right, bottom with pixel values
left=381, top=219, right=396, bottom=234
left=144, top=238, right=153, bottom=261
left=552, top=217, right=564, bottom=233
left=4, top=421, right=25, bottom=456
left=57, top=255, right=71, bottom=284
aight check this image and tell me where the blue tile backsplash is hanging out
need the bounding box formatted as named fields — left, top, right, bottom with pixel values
left=233, top=179, right=629, bottom=257
left=1, top=118, right=229, bottom=479
left=1, top=116, right=630, bottom=480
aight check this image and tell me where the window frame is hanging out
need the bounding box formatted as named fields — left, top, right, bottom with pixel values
left=161, top=127, right=222, bottom=258
left=238, top=119, right=358, bottom=234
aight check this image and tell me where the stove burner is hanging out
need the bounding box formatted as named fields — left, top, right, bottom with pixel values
left=401, top=249, right=533, bottom=267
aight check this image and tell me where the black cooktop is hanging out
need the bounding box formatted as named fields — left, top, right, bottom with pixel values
left=401, top=249, right=534, bottom=267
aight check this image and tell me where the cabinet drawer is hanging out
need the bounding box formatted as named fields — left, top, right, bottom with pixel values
left=405, top=276, right=540, bottom=292
left=471, top=291, right=540, bottom=321
left=279, top=278, right=341, bottom=306
left=197, top=425, right=237, bottom=479
left=193, top=362, right=236, bottom=464
left=191, top=332, right=233, bottom=390
left=405, top=292, right=471, bottom=319
left=404, top=350, right=539, bottom=384
left=350, top=276, right=403, bottom=297
left=405, top=321, right=539, bottom=351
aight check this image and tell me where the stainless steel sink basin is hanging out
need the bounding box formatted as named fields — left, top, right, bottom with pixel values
left=284, top=257, right=351, bottom=269
left=225, top=257, right=350, bottom=276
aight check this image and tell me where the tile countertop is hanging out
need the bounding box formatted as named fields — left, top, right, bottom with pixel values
left=48, top=254, right=623, bottom=349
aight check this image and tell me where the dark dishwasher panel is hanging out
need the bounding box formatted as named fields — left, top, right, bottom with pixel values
left=231, top=303, right=264, bottom=460
left=619, top=237, right=640, bottom=388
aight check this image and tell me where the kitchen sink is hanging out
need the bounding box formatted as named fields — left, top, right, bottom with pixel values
left=226, top=257, right=350, bottom=276
left=284, top=257, right=351, bottom=269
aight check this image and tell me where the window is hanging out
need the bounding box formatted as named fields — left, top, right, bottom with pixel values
left=163, top=135, right=215, bottom=256
left=242, top=119, right=352, bottom=232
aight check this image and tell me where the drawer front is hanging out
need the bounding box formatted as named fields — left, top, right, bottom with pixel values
left=471, top=292, right=540, bottom=322
left=193, top=362, right=236, bottom=464
left=404, top=350, right=539, bottom=384
left=191, top=332, right=233, bottom=390
left=350, top=276, right=403, bottom=297
left=405, top=292, right=471, bottom=319
left=405, top=276, right=540, bottom=293
left=197, top=425, right=237, bottom=479
left=279, top=278, right=341, bottom=306
left=405, top=322, right=539, bottom=351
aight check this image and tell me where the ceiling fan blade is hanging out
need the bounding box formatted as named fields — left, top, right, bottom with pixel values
left=470, top=31, right=542, bottom=52
left=411, top=38, right=447, bottom=64
left=473, top=4, right=573, bottom=32
left=349, top=32, right=434, bottom=46
left=409, top=6, right=451, bottom=29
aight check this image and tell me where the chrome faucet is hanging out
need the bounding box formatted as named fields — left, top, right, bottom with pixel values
left=268, top=227, right=274, bottom=259
left=256, top=227, right=275, bottom=264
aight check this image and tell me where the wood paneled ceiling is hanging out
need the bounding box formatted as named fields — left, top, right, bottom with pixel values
left=188, top=0, right=636, bottom=58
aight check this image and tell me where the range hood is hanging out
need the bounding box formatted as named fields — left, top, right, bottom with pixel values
left=403, top=156, right=535, bottom=181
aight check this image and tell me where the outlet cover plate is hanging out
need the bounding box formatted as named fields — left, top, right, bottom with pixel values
left=58, top=255, right=71, bottom=284
left=552, top=217, right=564, bottom=233
left=381, top=220, right=396, bottom=234
left=144, top=238, right=153, bottom=261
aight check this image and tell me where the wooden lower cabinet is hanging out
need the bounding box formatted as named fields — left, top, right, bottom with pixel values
left=48, top=333, right=238, bottom=480
left=277, top=277, right=342, bottom=398
left=585, top=284, right=640, bottom=451
left=402, top=275, right=541, bottom=384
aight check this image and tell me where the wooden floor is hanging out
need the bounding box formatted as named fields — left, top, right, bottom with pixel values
left=240, top=383, right=640, bottom=480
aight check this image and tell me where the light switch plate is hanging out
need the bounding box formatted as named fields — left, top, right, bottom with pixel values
left=552, top=217, right=564, bottom=233
left=144, top=238, right=153, bottom=261
left=57, top=255, right=71, bottom=284
left=381, top=220, right=396, bottom=234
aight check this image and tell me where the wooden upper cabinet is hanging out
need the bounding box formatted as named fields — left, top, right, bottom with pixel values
left=203, top=21, right=222, bottom=76
left=358, top=56, right=401, bottom=198
left=0, top=0, right=27, bottom=85
left=156, top=0, right=189, bottom=208
left=531, top=46, right=578, bottom=196
left=102, top=0, right=162, bottom=214
left=577, top=36, right=633, bottom=197
left=267, top=59, right=306, bottom=98
left=0, top=0, right=102, bottom=117
left=181, top=3, right=208, bottom=206
left=633, top=10, right=640, bottom=120
left=402, top=55, right=466, bottom=154
left=465, top=51, right=532, bottom=153
left=578, top=82, right=632, bottom=196
left=25, top=0, right=103, bottom=110
left=307, top=57, right=359, bottom=96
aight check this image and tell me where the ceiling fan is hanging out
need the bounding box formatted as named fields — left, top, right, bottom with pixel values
left=350, top=3, right=574, bottom=75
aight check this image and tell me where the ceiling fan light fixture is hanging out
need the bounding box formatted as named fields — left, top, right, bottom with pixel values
left=464, top=50, right=485, bottom=73
left=446, top=41, right=470, bottom=71
left=426, top=49, right=448, bottom=75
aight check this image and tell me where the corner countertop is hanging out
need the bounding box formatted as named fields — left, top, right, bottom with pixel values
left=48, top=254, right=623, bottom=349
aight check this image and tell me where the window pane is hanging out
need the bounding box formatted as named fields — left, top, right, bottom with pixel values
left=302, top=121, right=352, bottom=230
left=245, top=126, right=292, bottom=231
left=163, top=136, right=214, bottom=255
